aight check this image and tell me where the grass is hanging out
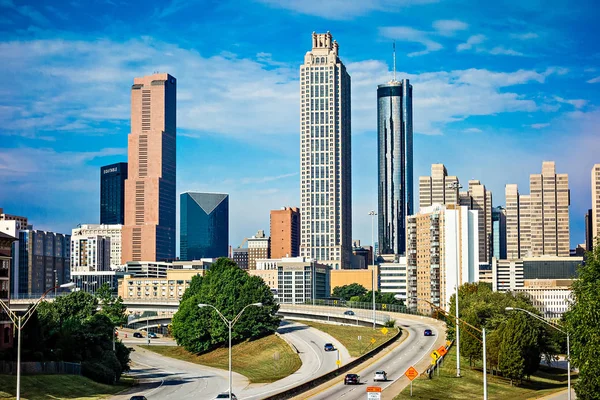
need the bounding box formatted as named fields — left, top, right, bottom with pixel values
left=0, top=375, right=133, bottom=400
left=141, top=333, right=301, bottom=384
left=299, top=320, right=399, bottom=357
left=394, top=346, right=576, bottom=399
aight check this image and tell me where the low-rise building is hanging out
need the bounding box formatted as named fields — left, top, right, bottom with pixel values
left=514, top=279, right=573, bottom=320
left=492, top=256, right=582, bottom=292
left=71, top=270, right=126, bottom=293
left=379, top=256, right=408, bottom=301
left=329, top=265, right=378, bottom=294
left=118, top=268, right=207, bottom=301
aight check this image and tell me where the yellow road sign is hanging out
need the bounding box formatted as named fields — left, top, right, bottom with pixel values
left=382, top=304, right=387, bottom=309
left=370, top=337, right=376, bottom=344
left=336, top=359, right=341, bottom=366
left=381, top=327, right=389, bottom=335
left=430, top=350, right=440, bottom=360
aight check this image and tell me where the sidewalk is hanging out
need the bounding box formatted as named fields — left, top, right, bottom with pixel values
left=538, top=388, right=576, bottom=400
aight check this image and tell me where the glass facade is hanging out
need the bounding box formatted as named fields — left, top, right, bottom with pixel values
left=377, top=80, right=413, bottom=255
left=180, top=192, right=228, bottom=260
left=523, top=259, right=581, bottom=279
left=492, top=206, right=507, bottom=259
left=100, top=162, right=127, bottom=224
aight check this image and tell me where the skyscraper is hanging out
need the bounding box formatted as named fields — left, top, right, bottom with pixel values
left=100, top=162, right=128, bottom=224
left=270, top=207, right=300, bottom=259
left=180, top=192, right=228, bottom=260
left=300, top=32, right=352, bottom=269
left=377, top=77, right=412, bottom=256
left=585, top=209, right=593, bottom=252
left=418, top=164, right=459, bottom=209
left=460, top=180, right=493, bottom=264
left=492, top=206, right=507, bottom=259
left=592, top=164, right=600, bottom=248
left=122, top=73, right=177, bottom=263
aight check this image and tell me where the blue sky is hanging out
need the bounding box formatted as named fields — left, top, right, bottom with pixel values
left=1, top=0, right=599, bottom=253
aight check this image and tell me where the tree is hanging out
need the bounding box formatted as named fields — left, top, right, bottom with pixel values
left=498, top=315, right=526, bottom=385
left=332, top=283, right=367, bottom=300
left=172, top=258, right=280, bottom=354
left=564, top=245, right=600, bottom=399
left=96, top=283, right=128, bottom=327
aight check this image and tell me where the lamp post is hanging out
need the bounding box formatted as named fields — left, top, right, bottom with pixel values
left=506, top=307, right=570, bottom=400
left=368, top=210, right=377, bottom=329
left=199, top=302, right=263, bottom=397
left=449, top=181, right=463, bottom=378
left=0, top=282, right=76, bottom=400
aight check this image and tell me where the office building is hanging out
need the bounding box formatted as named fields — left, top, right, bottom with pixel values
left=71, top=224, right=122, bottom=269
left=460, top=181, right=493, bottom=264
left=0, top=208, right=28, bottom=228
left=70, top=235, right=110, bottom=273
left=70, top=270, right=125, bottom=294
left=379, top=257, right=408, bottom=301
left=180, top=192, right=229, bottom=260
left=232, top=248, right=249, bottom=269
left=100, top=162, right=128, bottom=224
left=492, top=256, right=582, bottom=292
left=585, top=209, right=593, bottom=251
left=505, top=162, right=570, bottom=258
left=0, top=232, right=16, bottom=349
left=270, top=207, right=300, bottom=259
left=300, top=32, right=352, bottom=269
left=513, top=279, right=573, bottom=320
left=118, top=268, right=207, bottom=301
left=377, top=78, right=413, bottom=256
left=592, top=164, right=600, bottom=248
left=247, top=230, right=270, bottom=270
left=492, top=207, right=507, bottom=259
left=407, top=204, right=479, bottom=314
left=329, top=265, right=379, bottom=294
left=0, top=219, right=26, bottom=296
left=351, top=240, right=372, bottom=270
left=253, top=256, right=330, bottom=304
left=122, top=73, right=177, bottom=264
left=418, top=164, right=459, bottom=210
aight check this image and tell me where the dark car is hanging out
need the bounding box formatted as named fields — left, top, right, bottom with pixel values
left=214, top=393, right=238, bottom=400
left=344, top=373, right=360, bottom=385
left=130, top=396, right=147, bottom=400
left=133, top=332, right=143, bottom=338
left=324, top=343, right=335, bottom=351
left=343, top=310, right=355, bottom=316
left=424, top=329, right=433, bottom=336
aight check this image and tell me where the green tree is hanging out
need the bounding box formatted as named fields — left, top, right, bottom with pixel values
left=96, top=283, right=127, bottom=327
left=498, top=315, right=527, bottom=385
left=172, top=258, right=280, bottom=354
left=332, top=283, right=367, bottom=300
left=564, top=245, right=600, bottom=399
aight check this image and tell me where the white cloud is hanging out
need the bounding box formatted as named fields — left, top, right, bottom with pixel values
left=464, top=128, right=483, bottom=133
left=256, top=0, right=438, bottom=19
left=489, top=46, right=524, bottom=56
left=457, top=34, right=486, bottom=51
left=510, top=32, right=539, bottom=40
left=587, top=76, right=600, bottom=84
left=554, top=96, right=588, bottom=109
left=432, top=20, right=468, bottom=36
left=530, top=123, right=550, bottom=129
left=379, top=26, right=443, bottom=57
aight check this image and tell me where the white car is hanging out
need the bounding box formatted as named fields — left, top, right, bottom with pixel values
left=373, top=370, right=387, bottom=382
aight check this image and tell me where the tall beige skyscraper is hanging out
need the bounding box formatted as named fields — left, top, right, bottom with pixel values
left=299, top=32, right=352, bottom=269
left=592, top=164, right=600, bottom=246
left=122, top=73, right=177, bottom=263
left=505, top=161, right=569, bottom=259
left=419, top=164, right=459, bottom=209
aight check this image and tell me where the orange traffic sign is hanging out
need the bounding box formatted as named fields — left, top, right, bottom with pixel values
left=405, top=366, right=419, bottom=381
left=367, top=386, right=382, bottom=392
left=438, top=346, right=448, bottom=356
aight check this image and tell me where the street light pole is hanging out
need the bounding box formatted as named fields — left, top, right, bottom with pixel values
left=450, top=181, right=462, bottom=378
left=506, top=307, right=570, bottom=400
left=369, top=210, right=377, bottom=329
left=199, top=302, right=263, bottom=397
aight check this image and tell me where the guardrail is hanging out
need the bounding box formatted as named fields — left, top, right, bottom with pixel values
left=306, top=299, right=419, bottom=316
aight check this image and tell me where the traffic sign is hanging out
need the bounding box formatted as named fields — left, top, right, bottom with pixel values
left=438, top=346, right=447, bottom=356
left=382, top=303, right=387, bottom=309
left=446, top=340, right=452, bottom=347
left=336, top=359, right=341, bottom=366
left=404, top=366, right=419, bottom=381
left=430, top=350, right=440, bottom=360
left=381, top=327, right=389, bottom=335
left=367, top=386, right=382, bottom=400
left=370, top=337, right=376, bottom=344
left=367, top=387, right=382, bottom=392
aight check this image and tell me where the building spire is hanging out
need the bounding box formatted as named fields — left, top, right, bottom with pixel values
left=393, top=41, right=396, bottom=82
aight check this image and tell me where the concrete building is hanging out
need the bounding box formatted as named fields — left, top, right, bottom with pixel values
left=492, top=206, right=507, bottom=259
left=379, top=257, right=408, bottom=302
left=247, top=230, right=270, bottom=270
left=492, top=256, right=581, bottom=292
left=0, top=231, right=16, bottom=349
left=180, top=192, right=229, bottom=260
left=418, top=164, right=459, bottom=210
left=70, top=235, right=110, bottom=273
left=232, top=248, right=249, bottom=269
left=300, top=32, right=352, bottom=269
left=460, top=180, right=493, bottom=264
left=407, top=204, right=479, bottom=313
left=254, top=256, right=330, bottom=304
left=592, top=164, right=600, bottom=248
left=513, top=279, right=573, bottom=320
left=118, top=268, right=207, bottom=301
left=329, top=265, right=378, bottom=294
left=351, top=241, right=372, bottom=270
left=0, top=208, right=28, bottom=228
left=377, top=78, right=413, bottom=256
left=270, top=207, right=300, bottom=259
left=100, top=162, right=128, bottom=225
left=71, top=224, right=122, bottom=270
left=0, top=220, right=26, bottom=296
left=70, top=270, right=125, bottom=293
left=122, top=73, right=177, bottom=264
left=585, top=209, right=593, bottom=252
left=491, top=258, right=524, bottom=292
left=506, top=162, right=570, bottom=258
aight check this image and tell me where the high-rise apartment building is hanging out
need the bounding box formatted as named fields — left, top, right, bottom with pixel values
left=592, top=164, right=600, bottom=248
left=492, top=206, right=507, bottom=260
left=377, top=78, right=413, bottom=256
left=71, top=224, right=122, bottom=269
left=247, top=230, right=270, bottom=270
left=70, top=235, right=110, bottom=272
left=418, top=164, right=459, bottom=210
left=100, top=162, right=128, bottom=225
left=585, top=209, right=593, bottom=252
left=407, top=204, right=479, bottom=314
left=505, top=162, right=570, bottom=258
left=0, top=208, right=28, bottom=229
left=180, top=192, right=229, bottom=260
left=300, top=32, right=352, bottom=269
left=270, top=207, right=300, bottom=259
left=122, top=73, right=177, bottom=264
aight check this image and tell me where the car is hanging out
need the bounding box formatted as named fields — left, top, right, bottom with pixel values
left=424, top=329, right=433, bottom=336
left=133, top=332, right=143, bottom=338
left=148, top=332, right=158, bottom=339
left=343, top=310, right=355, bottom=316
left=324, top=343, right=335, bottom=351
left=344, top=373, right=360, bottom=385
left=214, top=393, right=238, bottom=400
left=129, top=397, right=147, bottom=400
left=373, top=370, right=387, bottom=381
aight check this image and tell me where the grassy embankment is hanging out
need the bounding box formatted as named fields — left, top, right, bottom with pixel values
left=395, top=346, right=576, bottom=399
left=0, top=375, right=133, bottom=400
left=141, top=333, right=301, bottom=384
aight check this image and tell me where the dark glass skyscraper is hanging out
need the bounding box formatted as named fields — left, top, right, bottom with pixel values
left=492, top=206, right=507, bottom=259
left=377, top=79, right=413, bottom=256
left=180, top=192, right=228, bottom=260
left=100, top=162, right=127, bottom=224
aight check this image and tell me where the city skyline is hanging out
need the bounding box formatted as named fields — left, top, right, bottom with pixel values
left=1, top=1, right=599, bottom=252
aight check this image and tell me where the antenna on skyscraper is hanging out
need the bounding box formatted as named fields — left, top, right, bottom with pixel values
left=393, top=41, right=396, bottom=82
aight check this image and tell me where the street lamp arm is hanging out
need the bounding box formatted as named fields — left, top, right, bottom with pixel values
left=202, top=304, right=231, bottom=326
left=506, top=307, right=566, bottom=335
left=0, top=299, right=18, bottom=325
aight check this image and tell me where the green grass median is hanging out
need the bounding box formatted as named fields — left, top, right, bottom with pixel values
left=141, top=333, right=301, bottom=383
